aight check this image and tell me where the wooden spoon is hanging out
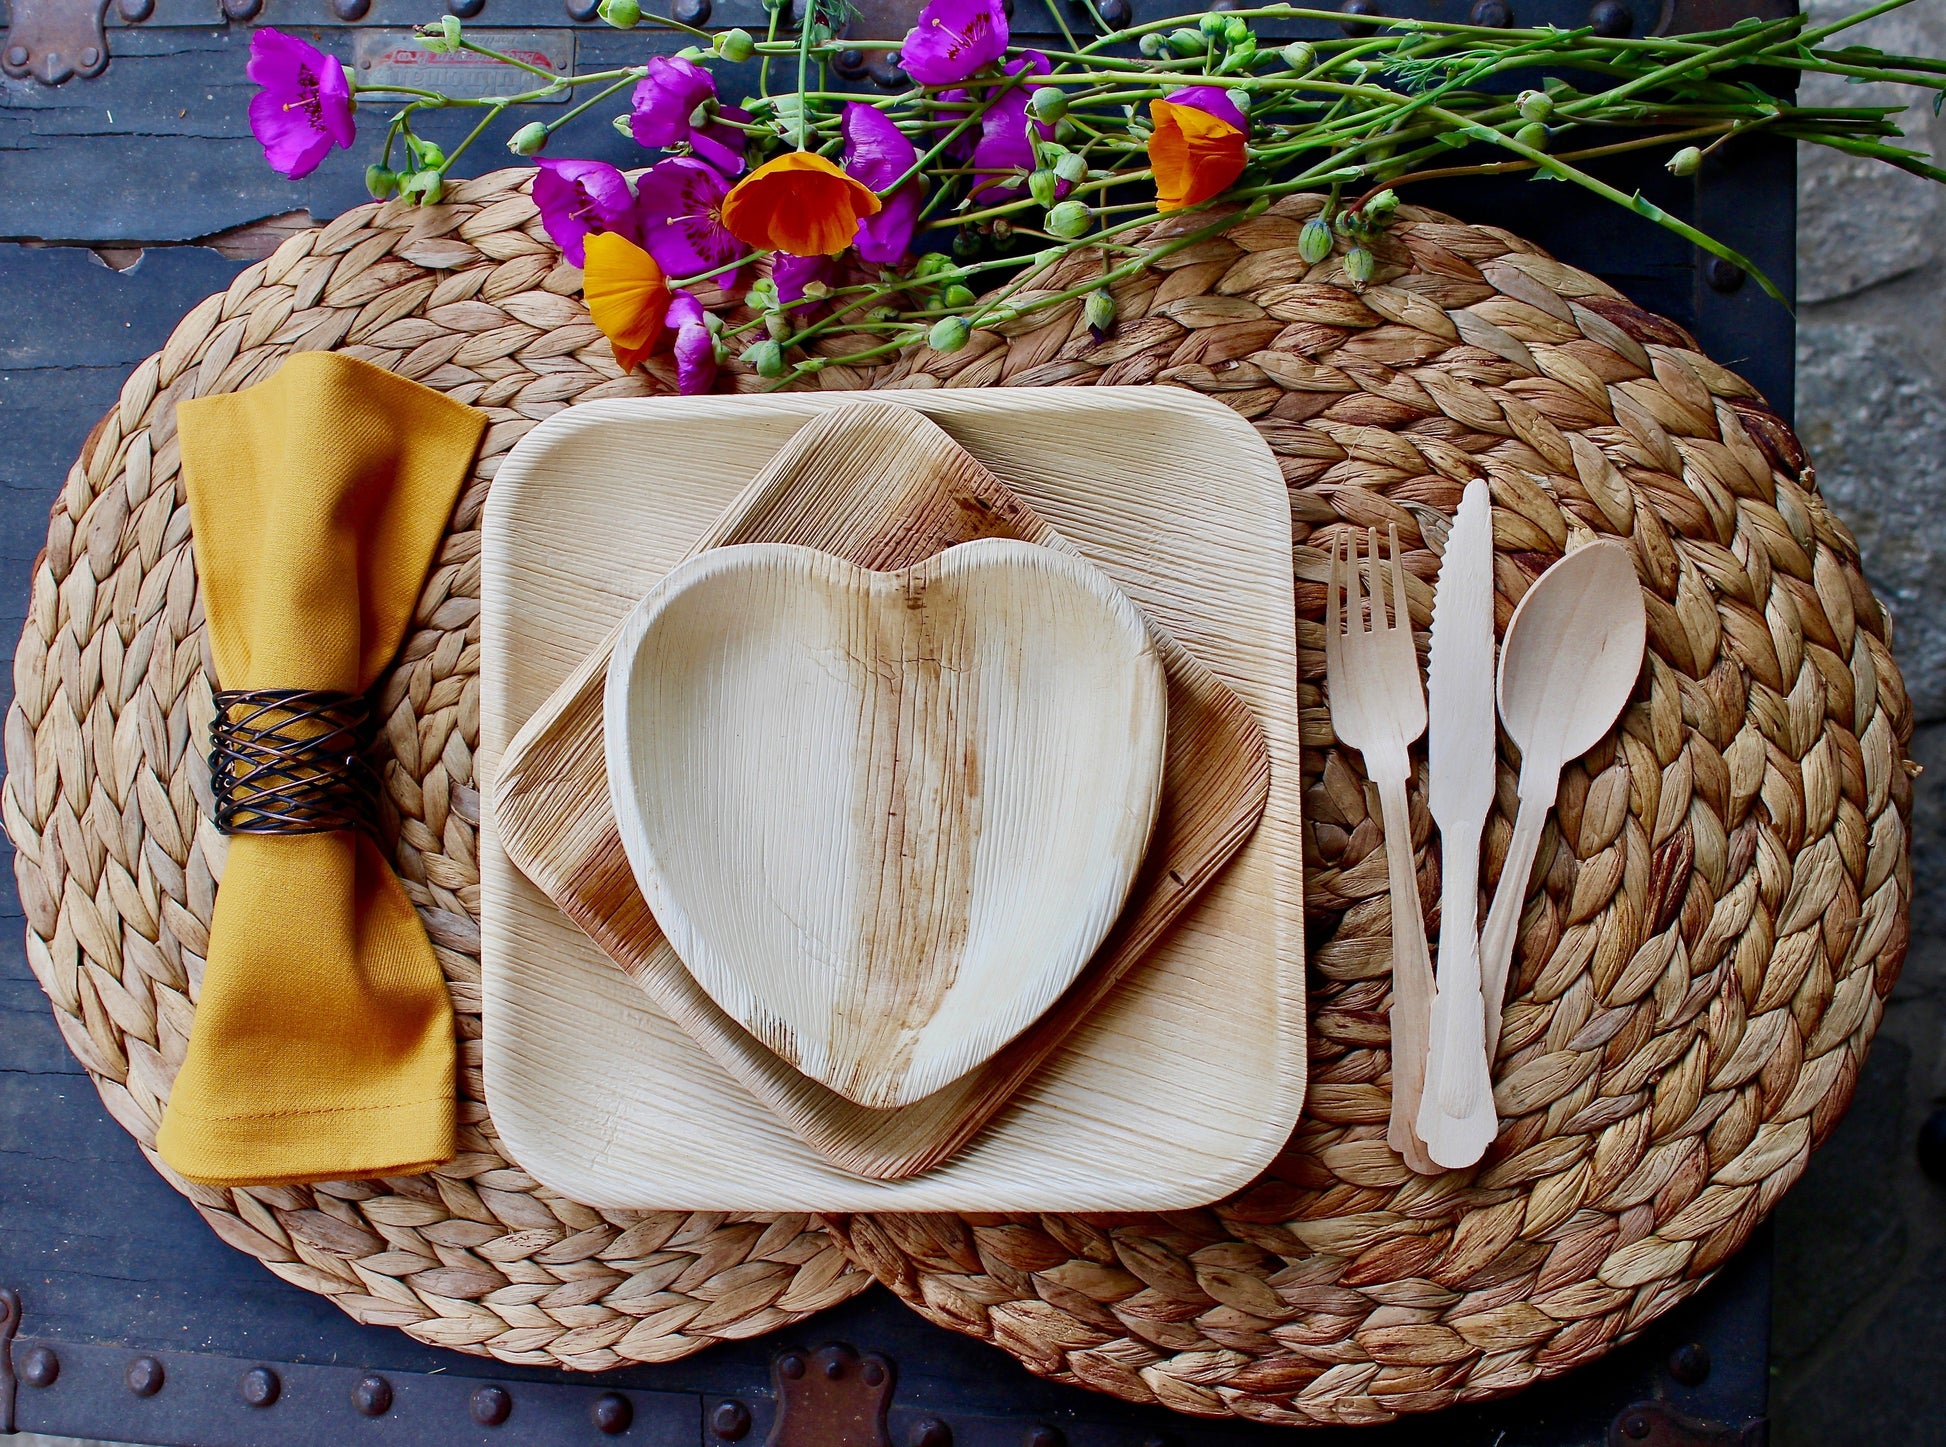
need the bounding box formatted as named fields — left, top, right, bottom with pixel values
left=1478, top=541, right=1646, bottom=1061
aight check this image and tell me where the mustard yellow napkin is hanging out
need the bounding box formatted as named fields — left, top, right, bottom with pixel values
left=155, top=352, right=486, bottom=1186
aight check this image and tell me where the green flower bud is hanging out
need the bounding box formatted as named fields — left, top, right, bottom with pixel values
left=365, top=164, right=400, bottom=199
left=747, top=277, right=779, bottom=309
left=1053, top=117, right=1079, bottom=145
left=1281, top=40, right=1315, bottom=71
left=599, top=0, right=641, bottom=26
left=1054, top=152, right=1087, bottom=185
left=1028, top=86, right=1067, bottom=123
left=1516, top=89, right=1552, bottom=123
left=1345, top=247, right=1374, bottom=285
left=716, top=26, right=755, bottom=60
left=406, top=135, right=446, bottom=169
left=1084, top=287, right=1116, bottom=334
left=1222, top=14, right=1251, bottom=44
left=422, top=14, right=462, bottom=51
left=1298, top=216, right=1334, bottom=264
left=1198, top=10, right=1227, bottom=36
left=868, top=305, right=901, bottom=322
left=1045, top=199, right=1091, bottom=239
left=764, top=311, right=791, bottom=340
left=1029, top=169, right=1061, bottom=208
left=942, top=283, right=976, bottom=308
left=990, top=218, right=1013, bottom=243
left=1333, top=206, right=1365, bottom=237
left=928, top=316, right=971, bottom=353
left=1667, top=145, right=1702, bottom=176
left=913, top=251, right=955, bottom=280
left=742, top=339, right=786, bottom=376
left=1139, top=31, right=1165, bottom=55
left=1363, top=188, right=1398, bottom=223
left=1166, top=27, right=1206, bottom=56
left=508, top=121, right=550, bottom=156
left=1217, top=36, right=1256, bottom=72
left=400, top=170, right=445, bottom=206
left=613, top=113, right=635, bottom=139
left=1514, top=121, right=1550, bottom=152
left=952, top=227, right=986, bottom=260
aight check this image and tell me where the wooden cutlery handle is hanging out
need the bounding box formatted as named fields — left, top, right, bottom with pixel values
left=1480, top=786, right=1550, bottom=1062
left=1418, top=827, right=1499, bottom=1169
left=1373, top=770, right=1438, bottom=1176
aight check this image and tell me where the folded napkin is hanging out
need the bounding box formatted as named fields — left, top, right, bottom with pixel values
left=155, top=352, right=486, bottom=1186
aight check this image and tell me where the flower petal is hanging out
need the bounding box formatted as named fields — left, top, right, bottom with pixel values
left=534, top=158, right=636, bottom=267
left=246, top=29, right=355, bottom=180
left=634, top=156, right=745, bottom=283
left=900, top=0, right=1008, bottom=85
left=841, top=102, right=918, bottom=191
left=1165, top=84, right=1250, bottom=134
left=1147, top=97, right=1248, bottom=212
left=722, top=151, right=881, bottom=257
left=630, top=55, right=717, bottom=151
left=668, top=293, right=718, bottom=395
left=583, top=231, right=672, bottom=372
left=772, top=252, right=834, bottom=312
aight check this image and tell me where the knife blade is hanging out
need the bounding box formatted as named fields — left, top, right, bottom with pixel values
left=1418, top=477, right=1500, bottom=1168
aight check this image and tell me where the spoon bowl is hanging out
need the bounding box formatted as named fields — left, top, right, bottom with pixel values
left=1497, top=540, right=1646, bottom=778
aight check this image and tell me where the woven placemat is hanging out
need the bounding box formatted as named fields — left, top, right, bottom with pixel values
left=2, top=169, right=1913, bottom=1408
left=823, top=204, right=1916, bottom=1422
left=0, top=175, right=865, bottom=1370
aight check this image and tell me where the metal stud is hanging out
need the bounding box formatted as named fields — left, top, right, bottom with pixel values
left=332, top=0, right=372, bottom=17
left=711, top=1399, right=752, bottom=1440
left=1619, top=1410, right=1654, bottom=1441
left=566, top=0, right=601, bottom=20
left=910, top=1418, right=953, bottom=1447
left=1703, top=256, right=1745, bottom=293
left=1669, top=1342, right=1712, bottom=1386
left=221, top=0, right=263, bottom=19
left=1095, top=0, right=1131, bottom=25
left=1338, top=0, right=1381, bottom=35
left=449, top=0, right=486, bottom=17
left=472, top=1384, right=514, bottom=1426
left=352, top=1375, right=393, bottom=1417
left=593, top=1392, right=633, bottom=1435
left=869, top=52, right=909, bottom=89
left=778, top=1352, right=807, bottom=1380
left=240, top=1367, right=280, bottom=1408
left=79, top=45, right=100, bottom=66
left=861, top=1359, right=886, bottom=1388
left=126, top=1356, right=165, bottom=1397
left=117, top=0, right=155, bottom=20
left=19, top=1346, right=58, bottom=1389
left=1587, top=0, right=1632, bottom=35
left=5, top=46, right=28, bottom=67
left=833, top=47, right=869, bottom=78
left=1468, top=0, right=1512, bottom=25
left=674, top=0, right=711, bottom=22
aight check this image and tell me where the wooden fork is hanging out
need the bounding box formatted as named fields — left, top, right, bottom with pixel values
left=1324, top=525, right=1439, bottom=1175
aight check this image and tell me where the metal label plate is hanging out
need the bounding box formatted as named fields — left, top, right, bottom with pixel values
left=351, top=30, right=575, bottom=102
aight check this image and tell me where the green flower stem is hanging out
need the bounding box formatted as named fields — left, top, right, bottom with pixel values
left=437, top=101, right=507, bottom=171
left=546, top=71, right=645, bottom=133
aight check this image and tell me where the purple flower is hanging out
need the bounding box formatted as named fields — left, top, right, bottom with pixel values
left=630, top=56, right=747, bottom=176
left=1165, top=84, right=1250, bottom=133
left=634, top=157, right=746, bottom=284
left=667, top=292, right=717, bottom=395
left=841, top=103, right=921, bottom=265
left=772, top=252, right=835, bottom=317
left=532, top=158, right=636, bottom=268
left=901, top=0, right=1008, bottom=85
left=246, top=29, right=355, bottom=180
left=960, top=52, right=1051, bottom=201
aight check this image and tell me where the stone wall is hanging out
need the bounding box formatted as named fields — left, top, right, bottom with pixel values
left=1777, top=0, right=1946, bottom=1442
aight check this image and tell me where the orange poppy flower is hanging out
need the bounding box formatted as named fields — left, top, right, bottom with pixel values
left=1148, top=96, right=1248, bottom=213
left=583, top=230, right=672, bottom=372
left=722, top=151, right=882, bottom=257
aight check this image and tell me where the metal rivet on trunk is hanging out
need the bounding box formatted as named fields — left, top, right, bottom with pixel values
left=593, top=1393, right=633, bottom=1435
left=127, top=1356, right=165, bottom=1397
left=352, top=1375, right=393, bottom=1417
left=472, top=1385, right=513, bottom=1426
left=20, top=1347, right=58, bottom=1389
left=711, top=1399, right=751, bottom=1439
left=240, top=1367, right=280, bottom=1408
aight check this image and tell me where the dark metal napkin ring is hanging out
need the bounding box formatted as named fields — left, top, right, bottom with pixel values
left=210, top=689, right=379, bottom=836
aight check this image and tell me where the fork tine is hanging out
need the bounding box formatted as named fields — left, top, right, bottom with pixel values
left=1324, top=530, right=1343, bottom=680
left=1387, top=522, right=1409, bottom=633
left=1360, top=527, right=1379, bottom=634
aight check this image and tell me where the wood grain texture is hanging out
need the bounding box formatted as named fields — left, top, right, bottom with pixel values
left=493, top=399, right=1274, bottom=1182
left=603, top=528, right=1168, bottom=1109
left=480, top=387, right=1303, bottom=1211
